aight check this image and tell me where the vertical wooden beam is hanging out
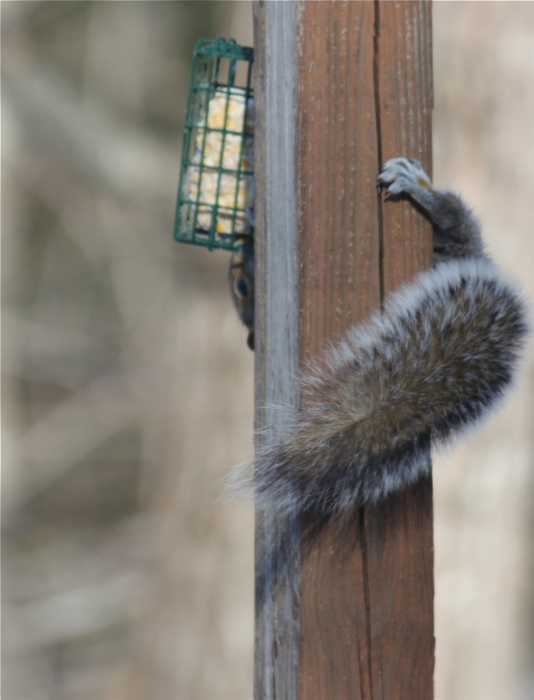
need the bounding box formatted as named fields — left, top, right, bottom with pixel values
left=253, top=2, right=300, bottom=699
left=297, top=5, right=379, bottom=696
left=297, top=2, right=434, bottom=699
left=254, top=1, right=434, bottom=698
left=364, top=4, right=435, bottom=699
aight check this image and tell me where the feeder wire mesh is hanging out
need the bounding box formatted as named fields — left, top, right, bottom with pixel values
left=175, top=37, right=254, bottom=252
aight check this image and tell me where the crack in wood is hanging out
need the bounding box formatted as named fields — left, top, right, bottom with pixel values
left=373, top=0, right=385, bottom=310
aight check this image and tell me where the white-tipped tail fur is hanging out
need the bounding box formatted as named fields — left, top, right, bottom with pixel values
left=236, top=258, right=527, bottom=517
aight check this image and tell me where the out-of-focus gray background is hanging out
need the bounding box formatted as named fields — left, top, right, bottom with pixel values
left=2, top=3, right=533, bottom=700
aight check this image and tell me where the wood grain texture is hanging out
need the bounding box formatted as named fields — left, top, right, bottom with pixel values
left=297, top=4, right=378, bottom=697
left=377, top=0, right=434, bottom=291
left=364, top=4, right=435, bottom=698
left=297, top=0, right=380, bottom=365
left=363, top=477, right=434, bottom=700
left=297, top=2, right=434, bottom=699
left=253, top=3, right=301, bottom=699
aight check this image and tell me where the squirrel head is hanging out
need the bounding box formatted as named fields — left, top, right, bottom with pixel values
left=229, top=247, right=255, bottom=350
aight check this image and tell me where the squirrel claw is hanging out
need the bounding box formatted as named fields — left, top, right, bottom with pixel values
left=378, top=157, right=432, bottom=195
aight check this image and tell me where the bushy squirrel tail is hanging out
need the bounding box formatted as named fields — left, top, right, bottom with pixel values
left=228, top=159, right=529, bottom=519
left=245, top=257, right=528, bottom=517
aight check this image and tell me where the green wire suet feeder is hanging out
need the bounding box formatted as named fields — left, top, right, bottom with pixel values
left=175, top=37, right=254, bottom=252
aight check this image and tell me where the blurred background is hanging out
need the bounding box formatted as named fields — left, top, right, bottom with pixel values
left=2, top=3, right=533, bottom=700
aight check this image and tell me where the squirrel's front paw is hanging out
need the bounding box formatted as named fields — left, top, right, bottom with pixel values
left=378, top=157, right=432, bottom=195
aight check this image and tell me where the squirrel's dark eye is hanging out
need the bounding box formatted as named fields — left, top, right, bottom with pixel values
left=234, top=275, right=250, bottom=299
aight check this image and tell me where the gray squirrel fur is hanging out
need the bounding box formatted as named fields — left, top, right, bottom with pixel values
left=229, top=158, right=528, bottom=519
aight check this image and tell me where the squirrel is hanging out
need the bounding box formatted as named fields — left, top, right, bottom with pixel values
left=228, top=244, right=255, bottom=350
left=229, top=157, right=528, bottom=519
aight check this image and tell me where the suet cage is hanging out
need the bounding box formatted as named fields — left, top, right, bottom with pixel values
left=175, top=37, right=254, bottom=252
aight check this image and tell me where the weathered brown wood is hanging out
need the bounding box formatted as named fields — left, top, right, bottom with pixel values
left=297, top=3, right=378, bottom=698
left=363, top=479, right=434, bottom=700
left=253, top=2, right=301, bottom=699
left=297, top=0, right=380, bottom=365
left=378, top=0, right=434, bottom=290
left=255, top=0, right=434, bottom=697
left=296, top=2, right=434, bottom=699
left=363, top=4, right=435, bottom=699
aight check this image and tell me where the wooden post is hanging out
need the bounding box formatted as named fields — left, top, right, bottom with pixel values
left=254, top=2, right=434, bottom=698
left=253, top=3, right=300, bottom=699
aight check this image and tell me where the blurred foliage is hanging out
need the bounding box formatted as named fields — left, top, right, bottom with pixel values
left=3, top=3, right=254, bottom=700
